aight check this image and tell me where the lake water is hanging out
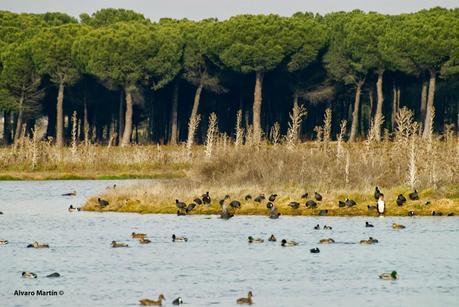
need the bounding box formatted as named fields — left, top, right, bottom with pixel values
left=0, top=180, right=458, bottom=307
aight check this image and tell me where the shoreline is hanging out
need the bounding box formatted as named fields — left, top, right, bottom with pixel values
left=0, top=171, right=185, bottom=181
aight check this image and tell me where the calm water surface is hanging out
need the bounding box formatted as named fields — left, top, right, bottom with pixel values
left=0, top=180, right=458, bottom=307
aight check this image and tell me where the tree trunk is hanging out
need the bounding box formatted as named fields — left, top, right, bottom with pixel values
left=169, top=82, right=179, bottom=145
left=13, top=96, right=24, bottom=144
left=374, top=71, right=384, bottom=141
left=391, top=83, right=397, bottom=129
left=423, top=70, right=436, bottom=138
left=83, top=98, right=89, bottom=145
left=187, top=82, right=203, bottom=146
left=121, top=89, right=133, bottom=146
left=56, top=81, right=65, bottom=147
left=420, top=80, right=428, bottom=123
left=118, top=90, right=124, bottom=145
left=3, top=111, right=12, bottom=144
left=349, top=80, right=364, bottom=142
left=368, top=87, right=374, bottom=129
left=253, top=71, right=264, bottom=144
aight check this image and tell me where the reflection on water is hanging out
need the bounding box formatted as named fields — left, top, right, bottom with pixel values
left=0, top=180, right=458, bottom=306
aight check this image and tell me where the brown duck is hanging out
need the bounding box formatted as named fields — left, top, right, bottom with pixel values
left=139, top=294, right=166, bottom=306
left=236, top=291, right=253, bottom=305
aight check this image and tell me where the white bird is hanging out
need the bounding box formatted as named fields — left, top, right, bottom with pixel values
left=377, top=194, right=385, bottom=214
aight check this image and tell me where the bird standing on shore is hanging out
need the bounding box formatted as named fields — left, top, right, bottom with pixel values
left=377, top=194, right=385, bottom=215
left=314, top=192, right=323, bottom=201
left=396, top=194, right=407, bottom=206
left=175, top=199, right=186, bottom=211
left=409, top=190, right=419, bottom=200
left=288, top=202, right=300, bottom=209
left=268, top=194, right=277, bottom=202
left=306, top=200, right=317, bottom=208
left=374, top=187, right=382, bottom=200
left=202, top=192, right=211, bottom=204
left=254, top=194, right=265, bottom=202
left=98, top=198, right=109, bottom=207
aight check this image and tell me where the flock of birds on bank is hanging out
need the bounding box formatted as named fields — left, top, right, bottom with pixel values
left=1, top=184, right=453, bottom=305
left=174, top=187, right=455, bottom=218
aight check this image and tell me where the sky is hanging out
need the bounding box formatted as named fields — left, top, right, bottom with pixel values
left=1, top=0, right=458, bottom=20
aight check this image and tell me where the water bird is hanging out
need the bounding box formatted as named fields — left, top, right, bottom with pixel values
left=186, top=203, right=196, bottom=213
left=106, top=184, right=117, bottom=190
left=27, top=241, right=49, bottom=248
left=172, top=234, right=188, bottom=242
left=367, top=204, right=377, bottom=210
left=22, top=272, right=37, bottom=279
left=432, top=211, right=443, bottom=216
left=268, top=234, right=277, bottom=242
left=175, top=199, right=187, bottom=210
left=377, top=194, right=385, bottom=215
left=236, top=291, right=253, bottom=305
left=98, top=198, right=109, bottom=207
left=230, top=200, right=241, bottom=209
left=345, top=198, right=356, bottom=207
left=248, top=236, right=264, bottom=243
left=139, top=294, right=166, bottom=306
left=202, top=192, right=211, bottom=204
left=288, top=202, right=300, bottom=209
left=374, top=186, right=382, bottom=200
left=254, top=194, right=265, bottom=202
left=448, top=213, right=455, bottom=216
left=392, top=223, right=406, bottom=229
left=172, top=297, right=183, bottom=305
left=266, top=202, right=274, bottom=209
left=62, top=191, right=77, bottom=197
left=319, top=238, right=335, bottom=244
left=245, top=194, right=252, bottom=201
left=268, top=194, right=278, bottom=202
left=177, top=210, right=186, bottom=216
left=313, top=224, right=320, bottom=230
left=220, top=204, right=234, bottom=220
left=319, top=209, right=328, bottom=216
left=323, top=225, right=332, bottom=230
left=360, top=237, right=378, bottom=244
left=193, top=198, right=203, bottom=205
left=305, top=200, right=317, bottom=208
left=46, top=272, right=60, bottom=278
left=68, top=205, right=80, bottom=212
left=310, top=247, right=320, bottom=253
left=396, top=194, right=407, bottom=206
left=0, top=211, right=3, bottom=214
left=111, top=241, right=128, bottom=248
left=138, top=238, right=152, bottom=244
left=132, top=232, right=146, bottom=239
left=301, top=192, right=309, bottom=199
left=281, top=239, right=298, bottom=247
left=338, top=200, right=346, bottom=208
left=314, top=192, right=323, bottom=201
left=365, top=221, right=374, bottom=228
left=0, top=240, right=8, bottom=245
left=269, top=210, right=281, bottom=219
left=409, top=190, right=419, bottom=200
left=379, top=271, right=398, bottom=280
left=408, top=211, right=415, bottom=216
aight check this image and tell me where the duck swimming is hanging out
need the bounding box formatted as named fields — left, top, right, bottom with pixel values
left=319, top=238, right=335, bottom=244
left=268, top=234, right=277, bottom=242
left=172, top=234, right=188, bottom=242
left=248, top=236, right=264, bottom=243
left=0, top=240, right=8, bottom=245
left=281, top=239, right=298, bottom=247
left=46, top=272, right=60, bottom=278
left=68, top=205, right=80, bottom=212
left=310, top=247, right=320, bottom=253
left=27, top=241, right=49, bottom=248
left=111, top=241, right=128, bottom=248
left=365, top=221, right=374, bottom=228
left=138, top=238, right=152, bottom=244
left=236, top=291, right=253, bottom=305
left=323, top=225, right=332, bottom=230
left=22, top=272, right=37, bottom=279
left=313, top=224, right=320, bottom=230
left=132, top=232, right=147, bottom=239
left=172, top=297, right=183, bottom=305
left=139, top=294, right=166, bottom=306
left=392, top=223, right=406, bottom=229
left=288, top=202, right=300, bottom=209
left=319, top=209, right=328, bottom=216
left=360, top=237, right=378, bottom=244
left=379, top=271, right=398, bottom=280
left=62, top=190, right=77, bottom=197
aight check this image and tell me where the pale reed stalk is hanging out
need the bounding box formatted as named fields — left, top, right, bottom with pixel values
left=235, top=110, right=244, bottom=147
left=270, top=122, right=280, bottom=146
left=205, top=113, right=218, bottom=158
left=186, top=114, right=201, bottom=157
left=285, top=104, right=307, bottom=150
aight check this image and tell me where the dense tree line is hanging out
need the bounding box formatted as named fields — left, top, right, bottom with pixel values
left=0, top=8, right=458, bottom=146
